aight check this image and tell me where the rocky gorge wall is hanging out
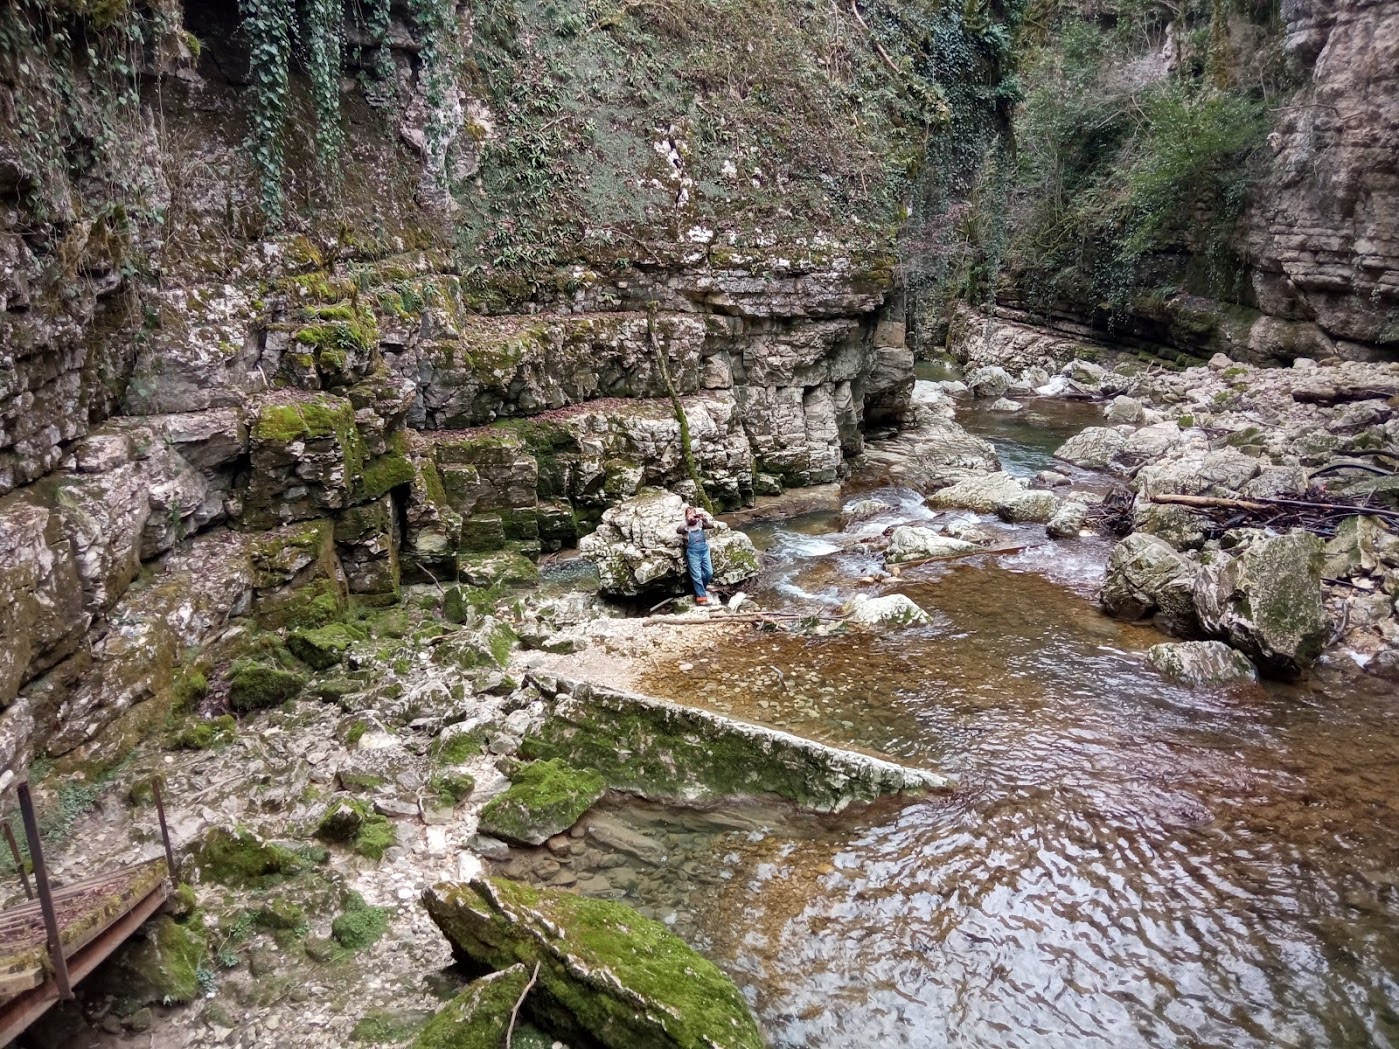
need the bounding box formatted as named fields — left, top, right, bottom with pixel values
left=952, top=0, right=1399, bottom=365
left=0, top=0, right=983, bottom=778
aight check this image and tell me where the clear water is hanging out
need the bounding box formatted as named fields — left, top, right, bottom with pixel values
left=506, top=408, right=1399, bottom=1049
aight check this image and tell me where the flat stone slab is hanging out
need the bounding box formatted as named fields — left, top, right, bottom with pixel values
left=523, top=675, right=952, bottom=812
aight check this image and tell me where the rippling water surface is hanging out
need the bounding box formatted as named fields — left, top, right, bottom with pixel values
left=535, top=410, right=1399, bottom=1048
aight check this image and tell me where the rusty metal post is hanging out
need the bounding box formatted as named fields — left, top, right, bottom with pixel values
left=17, top=782, right=71, bottom=1000
left=151, top=778, right=178, bottom=882
left=1, top=819, right=33, bottom=899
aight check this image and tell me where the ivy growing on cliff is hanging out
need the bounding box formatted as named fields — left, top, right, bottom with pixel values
left=238, top=0, right=457, bottom=222
left=240, top=0, right=294, bottom=224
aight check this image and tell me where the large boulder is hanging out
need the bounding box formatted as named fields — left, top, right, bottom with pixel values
left=1054, top=427, right=1127, bottom=469
left=421, top=877, right=764, bottom=1049
left=997, top=489, right=1060, bottom=524
left=1100, top=533, right=1199, bottom=633
left=963, top=365, right=1013, bottom=398
left=412, top=965, right=554, bottom=1049
left=926, top=472, right=1026, bottom=513
left=1147, top=641, right=1258, bottom=686
left=855, top=415, right=1000, bottom=492
left=579, top=488, right=759, bottom=597
left=1192, top=531, right=1328, bottom=678
left=884, top=527, right=979, bottom=564
left=1046, top=500, right=1088, bottom=539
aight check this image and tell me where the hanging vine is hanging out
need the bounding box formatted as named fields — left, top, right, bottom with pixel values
left=239, top=0, right=293, bottom=223
left=359, top=0, right=394, bottom=98
left=304, top=0, right=345, bottom=168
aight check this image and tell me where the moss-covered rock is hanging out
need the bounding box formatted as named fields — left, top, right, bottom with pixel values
left=167, top=713, right=236, bottom=750
left=255, top=897, right=308, bottom=932
left=431, top=618, right=517, bottom=671
left=422, top=877, right=763, bottom=1049
left=430, top=770, right=477, bottom=806
left=1193, top=530, right=1328, bottom=678
left=94, top=915, right=206, bottom=1009
left=315, top=798, right=396, bottom=860
left=411, top=965, right=538, bottom=1049
left=287, top=622, right=369, bottom=670
left=523, top=680, right=949, bottom=811
left=352, top=1008, right=434, bottom=1044
left=457, top=549, right=539, bottom=588
left=191, top=827, right=304, bottom=887
left=1147, top=641, right=1258, bottom=686
left=227, top=659, right=307, bottom=711
left=477, top=759, right=605, bottom=846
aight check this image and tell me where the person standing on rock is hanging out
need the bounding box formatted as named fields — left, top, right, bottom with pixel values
left=676, top=504, right=716, bottom=605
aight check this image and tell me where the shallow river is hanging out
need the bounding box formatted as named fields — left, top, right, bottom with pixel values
left=529, top=392, right=1399, bottom=1048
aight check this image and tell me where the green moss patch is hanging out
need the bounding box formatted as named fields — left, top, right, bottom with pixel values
left=411, top=965, right=534, bottom=1049
left=192, top=828, right=304, bottom=888
left=253, top=395, right=358, bottom=445
left=228, top=659, right=307, bottom=712
left=315, top=798, right=397, bottom=860
left=430, top=771, right=477, bottom=807
left=352, top=1008, right=433, bottom=1044
left=332, top=891, right=391, bottom=950
left=287, top=623, right=369, bottom=670
left=94, top=914, right=206, bottom=1009
left=255, top=897, right=308, bottom=932
left=168, top=713, right=237, bottom=751
left=477, top=759, right=605, bottom=846
left=422, top=878, right=763, bottom=1049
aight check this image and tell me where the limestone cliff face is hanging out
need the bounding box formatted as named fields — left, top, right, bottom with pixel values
left=981, top=0, right=1397, bottom=365
left=0, top=0, right=944, bottom=775
left=1245, top=0, right=1399, bottom=353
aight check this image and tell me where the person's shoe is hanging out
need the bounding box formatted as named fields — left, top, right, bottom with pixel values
left=695, top=596, right=709, bottom=605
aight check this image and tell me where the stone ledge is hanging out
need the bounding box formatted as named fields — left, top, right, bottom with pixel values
left=522, top=673, right=953, bottom=813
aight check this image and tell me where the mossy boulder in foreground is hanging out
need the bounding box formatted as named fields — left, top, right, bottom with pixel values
left=422, top=877, right=764, bottom=1049
left=477, top=758, right=605, bottom=846
left=412, top=964, right=555, bottom=1049
left=94, top=915, right=206, bottom=1008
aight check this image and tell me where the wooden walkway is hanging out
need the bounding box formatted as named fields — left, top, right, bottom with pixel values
left=0, top=782, right=176, bottom=1045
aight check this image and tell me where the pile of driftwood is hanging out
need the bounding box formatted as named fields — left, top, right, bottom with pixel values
left=1146, top=490, right=1399, bottom=540
left=1086, top=486, right=1136, bottom=537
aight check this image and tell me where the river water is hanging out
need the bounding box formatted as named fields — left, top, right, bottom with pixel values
left=522, top=390, right=1399, bottom=1048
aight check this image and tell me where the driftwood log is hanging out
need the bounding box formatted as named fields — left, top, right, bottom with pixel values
left=1148, top=491, right=1399, bottom=537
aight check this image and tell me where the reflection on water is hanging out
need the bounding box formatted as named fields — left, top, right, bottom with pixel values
left=956, top=398, right=1107, bottom=479
left=619, top=563, right=1399, bottom=1048
left=509, top=400, right=1399, bottom=1049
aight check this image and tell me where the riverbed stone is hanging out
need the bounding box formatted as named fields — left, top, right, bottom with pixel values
left=524, top=677, right=950, bottom=809
left=1147, top=641, right=1258, bottom=686
left=1131, top=502, right=1212, bottom=550
left=926, top=471, right=1025, bottom=513
left=477, top=758, right=606, bottom=846
left=1192, top=531, right=1328, bottom=678
left=844, top=593, right=933, bottom=627
left=1100, top=533, right=1199, bottom=632
left=422, top=877, right=764, bottom=1049
left=963, top=365, right=1013, bottom=398
left=1104, top=395, right=1145, bottom=424
left=1046, top=501, right=1088, bottom=539
left=1053, top=427, right=1127, bottom=469
left=997, top=489, right=1061, bottom=524
left=884, top=527, right=978, bottom=564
